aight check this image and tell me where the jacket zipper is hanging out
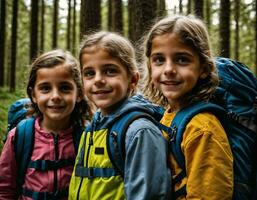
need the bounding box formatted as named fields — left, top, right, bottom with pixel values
left=53, top=134, right=59, bottom=196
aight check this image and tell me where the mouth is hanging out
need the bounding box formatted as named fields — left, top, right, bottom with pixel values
left=48, top=105, right=65, bottom=110
left=161, top=80, right=181, bottom=85
left=92, top=90, right=111, bottom=95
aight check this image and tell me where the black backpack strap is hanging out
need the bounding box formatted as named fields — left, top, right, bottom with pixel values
left=72, top=124, right=84, bottom=153
left=28, top=159, right=75, bottom=170
left=107, top=110, right=160, bottom=177
left=22, top=187, right=68, bottom=200
left=14, top=118, right=35, bottom=193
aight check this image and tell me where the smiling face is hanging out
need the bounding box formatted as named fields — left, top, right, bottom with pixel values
left=32, top=64, right=80, bottom=131
left=81, top=47, right=138, bottom=116
left=150, top=33, right=206, bottom=110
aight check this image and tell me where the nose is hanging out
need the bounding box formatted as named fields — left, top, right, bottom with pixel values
left=94, top=72, right=106, bottom=85
left=51, top=88, right=61, bottom=100
left=164, top=60, right=176, bottom=75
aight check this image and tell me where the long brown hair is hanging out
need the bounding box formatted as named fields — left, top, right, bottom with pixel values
left=142, top=15, right=219, bottom=108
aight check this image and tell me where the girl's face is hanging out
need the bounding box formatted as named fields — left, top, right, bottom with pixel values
left=150, top=33, right=206, bottom=110
left=32, top=64, right=80, bottom=132
left=81, top=47, right=138, bottom=116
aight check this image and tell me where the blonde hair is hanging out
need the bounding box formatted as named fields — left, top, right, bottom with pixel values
left=142, top=15, right=219, bottom=108
left=79, top=31, right=138, bottom=96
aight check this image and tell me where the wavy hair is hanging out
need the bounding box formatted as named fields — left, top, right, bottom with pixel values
left=142, top=15, right=219, bottom=108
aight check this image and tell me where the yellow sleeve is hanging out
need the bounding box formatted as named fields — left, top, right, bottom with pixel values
left=181, top=112, right=234, bottom=200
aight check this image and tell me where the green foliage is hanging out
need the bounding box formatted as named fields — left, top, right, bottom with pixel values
left=0, top=88, right=26, bottom=152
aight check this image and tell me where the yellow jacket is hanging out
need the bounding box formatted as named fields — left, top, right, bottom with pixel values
left=161, top=109, right=234, bottom=200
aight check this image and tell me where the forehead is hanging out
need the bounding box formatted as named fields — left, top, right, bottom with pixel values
left=36, top=64, right=74, bottom=82
left=81, top=47, right=124, bottom=68
left=151, top=33, right=197, bottom=56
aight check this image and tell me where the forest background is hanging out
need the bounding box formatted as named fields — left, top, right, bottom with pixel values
left=0, top=0, right=256, bottom=151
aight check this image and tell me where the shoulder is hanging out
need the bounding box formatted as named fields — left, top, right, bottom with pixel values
left=128, top=117, right=161, bottom=134
left=183, top=112, right=228, bottom=146
left=125, top=117, right=164, bottom=144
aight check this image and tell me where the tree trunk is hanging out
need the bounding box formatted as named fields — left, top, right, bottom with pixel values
left=52, top=0, right=59, bottom=48
left=128, top=0, right=135, bottom=41
left=205, top=0, right=211, bottom=31
left=234, top=0, right=240, bottom=61
left=179, top=0, right=183, bottom=14
left=10, top=0, right=19, bottom=92
left=219, top=0, right=230, bottom=58
left=67, top=0, right=71, bottom=50
left=157, top=0, right=166, bottom=17
left=193, top=0, right=203, bottom=19
left=187, top=0, right=191, bottom=14
left=0, top=0, right=6, bottom=86
left=80, top=0, right=101, bottom=37
left=72, top=0, right=77, bottom=54
left=110, top=0, right=123, bottom=34
left=108, top=0, right=112, bottom=30
left=132, top=0, right=157, bottom=43
left=30, top=0, right=39, bottom=61
left=40, top=0, right=45, bottom=52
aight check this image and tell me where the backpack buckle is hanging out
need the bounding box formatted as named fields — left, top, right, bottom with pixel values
left=168, top=125, right=177, bottom=142
left=87, top=167, right=94, bottom=179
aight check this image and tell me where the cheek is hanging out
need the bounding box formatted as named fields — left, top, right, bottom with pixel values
left=150, top=68, right=160, bottom=84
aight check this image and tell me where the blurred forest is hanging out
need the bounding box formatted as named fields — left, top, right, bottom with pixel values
left=0, top=0, right=256, bottom=93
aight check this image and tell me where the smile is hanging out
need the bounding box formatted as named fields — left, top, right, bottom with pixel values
left=161, top=80, right=181, bottom=85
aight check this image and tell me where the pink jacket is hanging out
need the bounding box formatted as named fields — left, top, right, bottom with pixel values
left=0, top=118, right=77, bottom=200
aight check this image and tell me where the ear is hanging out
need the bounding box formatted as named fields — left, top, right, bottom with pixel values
left=200, top=71, right=208, bottom=79
left=130, top=72, right=139, bottom=91
left=76, top=95, right=82, bottom=103
left=31, top=88, right=37, bottom=103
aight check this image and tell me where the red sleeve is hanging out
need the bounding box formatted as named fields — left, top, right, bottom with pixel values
left=0, top=128, right=19, bottom=200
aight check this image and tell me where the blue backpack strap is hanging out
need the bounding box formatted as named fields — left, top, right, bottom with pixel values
left=170, top=101, right=226, bottom=197
left=14, top=117, right=35, bottom=193
left=107, top=109, right=160, bottom=177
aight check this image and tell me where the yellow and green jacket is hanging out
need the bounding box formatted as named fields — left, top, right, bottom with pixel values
left=69, top=96, right=171, bottom=200
left=161, top=108, right=234, bottom=200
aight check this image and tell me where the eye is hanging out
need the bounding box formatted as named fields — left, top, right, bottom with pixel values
left=105, top=67, right=118, bottom=76
left=83, top=69, right=95, bottom=78
left=175, top=55, right=191, bottom=65
left=150, top=55, right=165, bottom=66
left=38, top=85, right=51, bottom=93
left=60, top=84, right=73, bottom=93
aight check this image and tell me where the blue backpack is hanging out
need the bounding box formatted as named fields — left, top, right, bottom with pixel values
left=95, top=57, right=257, bottom=199
left=5, top=98, right=83, bottom=199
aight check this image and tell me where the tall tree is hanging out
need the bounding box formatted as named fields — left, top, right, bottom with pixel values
left=40, top=0, right=45, bottom=52
left=205, top=0, right=211, bottom=31
left=108, top=0, right=112, bottom=30
left=234, top=0, right=240, bottom=60
left=30, top=0, right=39, bottom=61
left=130, top=0, right=157, bottom=43
left=0, top=0, right=6, bottom=86
left=10, top=0, right=19, bottom=92
left=179, top=0, right=183, bottom=13
left=193, top=0, right=204, bottom=18
left=157, top=0, right=166, bottom=17
left=110, top=0, right=123, bottom=33
left=72, top=0, right=77, bottom=54
left=80, top=0, right=101, bottom=38
left=219, top=0, right=230, bottom=58
left=128, top=0, right=135, bottom=41
left=67, top=0, right=71, bottom=50
left=52, top=0, right=59, bottom=48
left=187, top=0, right=191, bottom=14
